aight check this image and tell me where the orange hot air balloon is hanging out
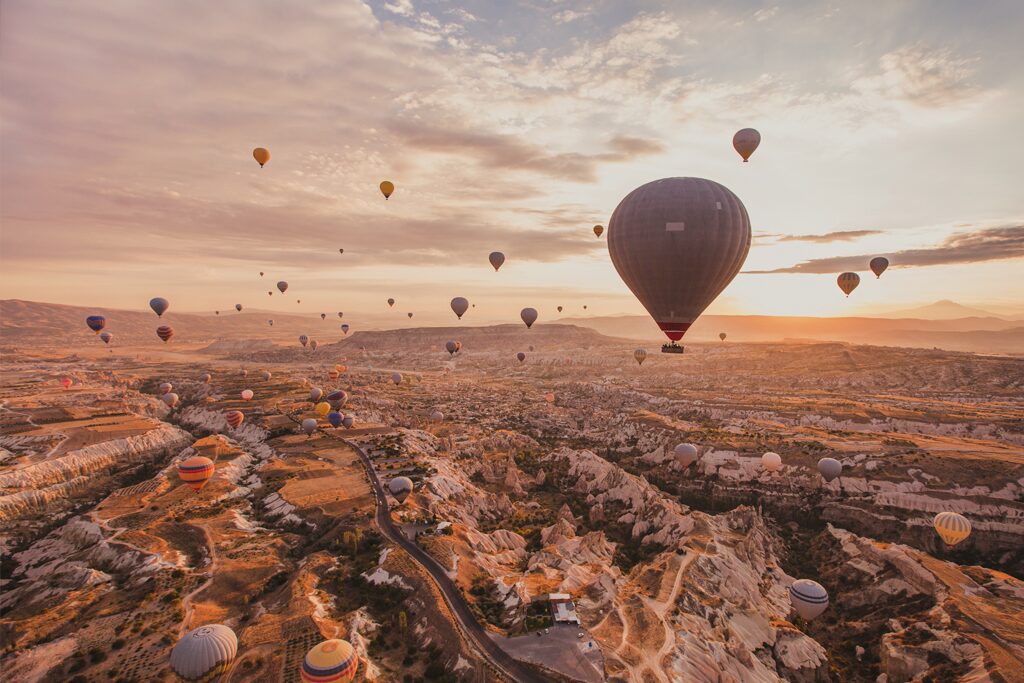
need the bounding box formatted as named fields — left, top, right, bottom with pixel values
left=380, top=180, right=395, bottom=199
left=225, top=410, right=244, bottom=429
left=545, top=392, right=555, bottom=404
left=178, top=456, right=215, bottom=492
left=593, top=225, right=604, bottom=238
left=61, top=378, right=73, bottom=389
left=253, top=147, right=270, bottom=167
left=328, top=370, right=340, bottom=380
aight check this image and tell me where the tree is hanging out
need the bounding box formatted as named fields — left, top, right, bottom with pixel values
left=398, top=611, right=408, bottom=631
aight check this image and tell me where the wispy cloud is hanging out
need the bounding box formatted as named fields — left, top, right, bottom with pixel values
left=747, top=225, right=1024, bottom=274
left=775, top=230, right=882, bottom=243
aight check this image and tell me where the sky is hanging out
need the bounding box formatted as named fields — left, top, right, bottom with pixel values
left=2, top=0, right=1023, bottom=322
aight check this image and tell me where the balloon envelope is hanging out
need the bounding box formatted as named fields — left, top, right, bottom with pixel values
left=149, top=297, right=169, bottom=317
left=719, top=332, right=727, bottom=341
left=389, top=476, right=414, bottom=504
left=451, top=297, right=470, bottom=319
left=225, top=410, right=244, bottom=429
left=520, top=308, right=538, bottom=329
left=391, top=372, right=402, bottom=385
left=162, top=392, right=179, bottom=408
left=327, top=390, right=348, bottom=409
left=674, top=443, right=698, bottom=468
left=837, top=272, right=860, bottom=297
left=387, top=298, right=395, bottom=307
left=870, top=257, right=889, bottom=278
left=380, top=180, right=395, bottom=199
left=241, top=389, right=254, bottom=401
left=277, top=281, right=288, bottom=293
left=789, top=579, right=828, bottom=620
left=156, top=325, right=174, bottom=342
left=86, top=315, right=107, bottom=333
left=178, top=456, right=215, bottom=492
left=607, top=178, right=751, bottom=342
left=301, top=639, right=358, bottom=683
left=61, top=378, right=73, bottom=389
left=488, top=251, right=505, bottom=271
left=517, top=352, right=526, bottom=362
left=446, top=340, right=458, bottom=355
left=315, top=402, right=331, bottom=416
left=301, top=418, right=318, bottom=435
left=341, top=324, right=350, bottom=334
left=430, top=410, right=444, bottom=423
left=171, top=625, right=238, bottom=681
left=934, top=511, right=971, bottom=546
left=817, top=457, right=842, bottom=482
left=342, top=415, right=354, bottom=428
left=201, top=374, right=212, bottom=383
left=299, top=335, right=309, bottom=347
left=235, top=304, right=243, bottom=312
left=593, top=225, right=604, bottom=237
left=732, top=128, right=761, bottom=161
left=252, top=147, right=270, bottom=167
left=310, top=388, right=324, bottom=402
left=262, top=371, right=272, bottom=381
left=159, top=382, right=173, bottom=394
left=762, top=452, right=782, bottom=472
left=328, top=411, right=343, bottom=427
left=634, top=348, right=647, bottom=365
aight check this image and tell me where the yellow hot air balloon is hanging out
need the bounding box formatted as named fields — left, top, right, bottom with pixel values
left=380, top=180, right=395, bottom=199
left=934, top=511, right=971, bottom=546
left=593, top=224, right=604, bottom=238
left=315, top=401, right=331, bottom=417
left=253, top=147, right=270, bottom=167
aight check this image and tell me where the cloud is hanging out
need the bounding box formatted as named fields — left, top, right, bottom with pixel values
left=775, top=230, right=882, bottom=243
left=747, top=225, right=1024, bottom=274
left=853, top=45, right=979, bottom=108
left=383, top=0, right=414, bottom=18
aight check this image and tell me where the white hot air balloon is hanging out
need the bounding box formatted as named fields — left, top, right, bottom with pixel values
left=241, top=389, right=254, bottom=401
left=430, top=410, right=444, bottom=423
left=674, top=443, right=698, bottom=468
left=817, top=457, right=842, bottom=482
left=301, top=418, right=317, bottom=435
left=170, top=625, right=238, bottom=681
left=789, top=579, right=829, bottom=621
left=762, top=451, right=782, bottom=472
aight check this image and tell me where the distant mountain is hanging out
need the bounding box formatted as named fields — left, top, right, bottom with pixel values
left=871, top=300, right=1007, bottom=320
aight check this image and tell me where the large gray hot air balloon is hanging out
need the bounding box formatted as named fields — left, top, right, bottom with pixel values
left=817, top=457, right=842, bottom=482
left=451, top=297, right=470, bottom=319
left=607, top=178, right=750, bottom=350
left=170, top=624, right=238, bottom=681
left=389, top=476, right=414, bottom=504
left=149, top=297, right=170, bottom=317
left=674, top=443, right=698, bottom=468
left=489, top=251, right=505, bottom=271
left=301, top=418, right=317, bottom=435
left=520, top=307, right=538, bottom=329
left=732, top=128, right=761, bottom=162
left=789, top=579, right=829, bottom=621
left=445, top=340, right=458, bottom=356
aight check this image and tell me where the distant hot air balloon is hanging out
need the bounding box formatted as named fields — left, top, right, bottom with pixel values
left=336, top=364, right=347, bottom=373
left=170, top=625, right=238, bottom=682
left=387, top=298, right=395, bottom=307
left=310, top=387, right=324, bottom=402
left=388, top=477, right=414, bottom=504
left=159, top=382, right=173, bottom=394
left=517, top=352, right=526, bottom=363
left=674, top=443, right=698, bottom=468
left=156, top=326, right=174, bottom=343
left=488, top=252, right=505, bottom=271
left=328, top=370, right=340, bottom=381
left=454, top=341, right=462, bottom=352
left=328, top=411, right=343, bottom=427
left=445, top=340, right=458, bottom=356
left=301, top=639, right=358, bottom=683
left=719, top=332, right=727, bottom=342
left=315, top=402, right=331, bottom=417
left=241, top=389, right=253, bottom=401
left=235, top=304, right=243, bottom=312
left=215, top=311, right=220, bottom=315
left=520, top=308, right=538, bottom=329
left=817, top=457, right=842, bottom=483
left=277, top=281, right=288, bottom=294
left=380, top=180, right=394, bottom=199
left=529, top=345, right=534, bottom=352
left=934, top=511, right=971, bottom=546
left=762, top=452, right=782, bottom=472
left=870, top=257, right=889, bottom=279
left=337, top=312, right=344, bottom=318
left=150, top=297, right=169, bottom=317
left=99, top=331, right=112, bottom=345
left=162, top=392, right=179, bottom=408
left=608, top=178, right=750, bottom=348
left=732, top=128, right=761, bottom=162
left=310, top=340, right=318, bottom=351
left=260, top=271, right=264, bottom=277
left=391, top=372, right=402, bottom=385
left=86, top=315, right=107, bottom=334
left=342, top=415, right=354, bottom=428
left=557, top=306, right=563, bottom=313
left=634, top=348, right=647, bottom=365
left=268, top=319, right=274, bottom=326
left=301, top=418, right=318, bottom=435
left=593, top=225, right=604, bottom=238
left=544, top=392, right=555, bottom=404
left=201, top=374, right=212, bottom=383
left=319, top=313, right=326, bottom=321
left=297, top=299, right=301, bottom=304
left=262, top=371, right=272, bottom=381
left=451, top=297, right=469, bottom=319
left=60, top=378, right=73, bottom=389
left=253, top=147, right=270, bottom=167
left=339, top=248, right=344, bottom=254
left=430, top=410, right=444, bottom=423
left=299, top=335, right=309, bottom=347
left=837, top=272, right=860, bottom=297
left=407, top=312, right=413, bottom=319
left=583, top=305, right=588, bottom=310
left=268, top=291, right=273, bottom=296
left=225, top=410, right=244, bottom=429
left=239, top=369, right=248, bottom=377
left=789, top=579, right=828, bottom=621
left=178, top=456, right=215, bottom=492
left=341, top=324, right=350, bottom=334
left=327, top=390, right=348, bottom=409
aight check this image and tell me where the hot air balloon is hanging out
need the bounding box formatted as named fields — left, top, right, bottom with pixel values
left=520, top=308, right=538, bottom=329
left=544, top=392, right=555, bottom=404
left=328, top=411, right=343, bottom=427
left=451, top=297, right=469, bottom=319
left=719, top=332, right=727, bottom=341
left=301, top=639, right=358, bottom=683
left=239, top=369, right=248, bottom=377
left=391, top=372, right=402, bottom=385
left=327, top=390, right=348, bottom=409
left=557, top=306, right=563, bottom=313
left=86, top=315, right=107, bottom=333
left=732, top=128, right=761, bottom=162
left=583, top=305, right=588, bottom=310
left=529, top=345, right=534, bottom=352
left=488, top=252, right=505, bottom=271
left=260, top=271, right=264, bottom=277
left=277, top=281, right=288, bottom=294
left=178, top=456, right=215, bottom=492
left=170, top=625, right=238, bottom=682
left=837, top=272, right=860, bottom=297
left=60, top=378, right=73, bottom=389
left=225, top=410, right=244, bottom=429
left=593, top=225, right=604, bottom=238
left=388, top=476, right=413, bottom=504
left=162, top=392, right=179, bottom=408
left=156, top=325, right=174, bottom=343
left=342, top=415, right=354, bottom=428
left=341, top=324, right=350, bottom=334
left=253, top=147, right=270, bottom=167
left=674, top=443, right=698, bottom=468
left=336, top=364, right=347, bottom=373
left=149, top=297, right=169, bottom=317
left=215, top=311, right=220, bottom=315
left=430, top=410, right=444, bottom=423
left=337, top=312, right=344, bottom=319
left=235, top=304, right=243, bottom=312
left=268, top=291, right=273, bottom=296
left=301, top=418, right=318, bottom=435
left=299, top=335, right=309, bottom=347
left=380, top=181, right=394, bottom=199
left=517, top=352, right=526, bottom=363
left=934, top=511, right=971, bottom=546
left=297, top=299, right=301, bottom=304
left=789, top=579, right=828, bottom=621
left=241, top=389, right=254, bottom=401
left=454, top=341, right=462, bottom=352
left=608, top=178, right=750, bottom=352
left=310, top=340, right=319, bottom=351
left=407, top=312, right=413, bottom=319
left=262, top=371, right=272, bottom=381
left=315, top=402, right=331, bottom=417
left=445, top=340, right=458, bottom=356
left=328, top=370, right=340, bottom=381
left=817, top=457, right=842, bottom=483
left=338, top=248, right=344, bottom=254
left=159, top=382, right=173, bottom=394
left=387, top=298, right=395, bottom=307
left=310, top=387, right=324, bottom=402
left=268, top=319, right=274, bottom=326
left=201, top=374, right=212, bottom=383
left=634, top=348, right=647, bottom=365
left=870, top=257, right=889, bottom=279
left=762, top=452, right=782, bottom=472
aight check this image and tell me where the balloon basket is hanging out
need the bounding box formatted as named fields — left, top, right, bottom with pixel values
left=661, top=343, right=685, bottom=354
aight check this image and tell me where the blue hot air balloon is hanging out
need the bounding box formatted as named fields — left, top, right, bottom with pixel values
left=86, top=315, right=107, bottom=334
left=328, top=411, right=343, bottom=428
left=149, top=297, right=170, bottom=317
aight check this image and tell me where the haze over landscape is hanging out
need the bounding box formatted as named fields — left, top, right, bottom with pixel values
left=1, top=2, right=1023, bottom=683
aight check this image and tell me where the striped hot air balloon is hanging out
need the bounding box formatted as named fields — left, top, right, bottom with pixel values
left=328, top=370, right=340, bottom=380
left=388, top=476, right=414, bottom=504
left=301, top=639, right=359, bottom=683
left=634, top=348, right=647, bottom=366
left=178, top=456, right=215, bottom=492
left=86, top=315, right=107, bottom=334
left=156, top=325, right=174, bottom=343
left=934, top=511, right=971, bottom=546
left=170, top=625, right=237, bottom=682
left=789, top=579, right=829, bottom=620
left=837, top=272, right=860, bottom=297
left=225, top=410, right=244, bottom=429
